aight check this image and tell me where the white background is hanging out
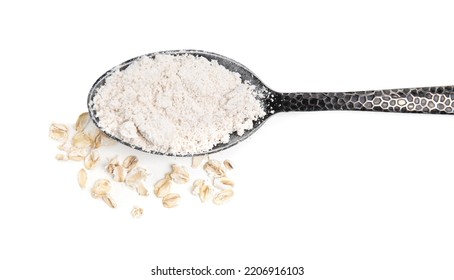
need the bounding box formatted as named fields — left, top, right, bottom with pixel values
left=1, top=1, right=454, bottom=279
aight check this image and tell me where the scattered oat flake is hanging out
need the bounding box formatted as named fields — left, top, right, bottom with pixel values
left=49, top=123, right=69, bottom=142
left=162, top=193, right=180, bottom=208
left=223, top=160, right=234, bottom=170
left=125, top=167, right=148, bottom=187
left=57, top=143, right=71, bottom=152
left=192, top=179, right=205, bottom=195
left=91, top=179, right=111, bottom=198
left=131, top=207, right=144, bottom=218
left=123, top=155, right=138, bottom=172
left=106, top=156, right=120, bottom=174
left=93, top=132, right=116, bottom=148
left=199, top=184, right=213, bottom=203
left=82, top=119, right=102, bottom=140
left=136, top=182, right=149, bottom=196
left=102, top=194, right=117, bottom=208
left=72, top=132, right=92, bottom=148
left=84, top=149, right=100, bottom=170
left=77, top=169, right=87, bottom=188
left=213, top=189, right=234, bottom=205
left=220, top=177, right=234, bottom=187
left=55, top=154, right=68, bottom=161
left=68, top=147, right=88, bottom=161
left=93, top=133, right=103, bottom=148
left=112, top=165, right=126, bottom=182
left=203, top=160, right=226, bottom=178
left=170, top=164, right=190, bottom=184
left=154, top=178, right=172, bottom=198
left=75, top=112, right=90, bottom=132
left=213, top=178, right=233, bottom=190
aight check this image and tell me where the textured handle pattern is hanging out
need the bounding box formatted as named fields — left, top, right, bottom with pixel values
left=275, top=86, right=454, bottom=114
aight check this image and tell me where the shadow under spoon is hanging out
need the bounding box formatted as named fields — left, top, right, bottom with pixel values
left=87, top=50, right=454, bottom=156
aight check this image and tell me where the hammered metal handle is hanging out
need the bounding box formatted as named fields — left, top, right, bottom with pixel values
left=276, top=86, right=454, bottom=114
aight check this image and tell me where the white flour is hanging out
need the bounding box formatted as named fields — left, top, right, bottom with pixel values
left=92, top=54, right=265, bottom=155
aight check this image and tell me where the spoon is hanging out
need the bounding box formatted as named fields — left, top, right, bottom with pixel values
left=87, top=50, right=454, bottom=156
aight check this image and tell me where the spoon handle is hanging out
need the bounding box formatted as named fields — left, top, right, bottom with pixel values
left=276, top=86, right=454, bottom=114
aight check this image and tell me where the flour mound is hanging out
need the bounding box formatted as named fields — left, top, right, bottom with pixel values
left=92, top=54, right=265, bottom=155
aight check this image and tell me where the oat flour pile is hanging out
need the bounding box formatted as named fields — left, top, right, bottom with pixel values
left=92, top=54, right=265, bottom=155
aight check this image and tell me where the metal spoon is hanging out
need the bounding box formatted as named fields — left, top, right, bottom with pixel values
left=87, top=50, right=454, bottom=156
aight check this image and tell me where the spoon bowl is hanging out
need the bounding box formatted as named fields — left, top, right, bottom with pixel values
left=88, top=50, right=454, bottom=156
left=88, top=50, right=276, bottom=156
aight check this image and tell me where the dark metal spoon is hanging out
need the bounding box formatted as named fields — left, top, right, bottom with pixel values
left=87, top=50, right=454, bottom=156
